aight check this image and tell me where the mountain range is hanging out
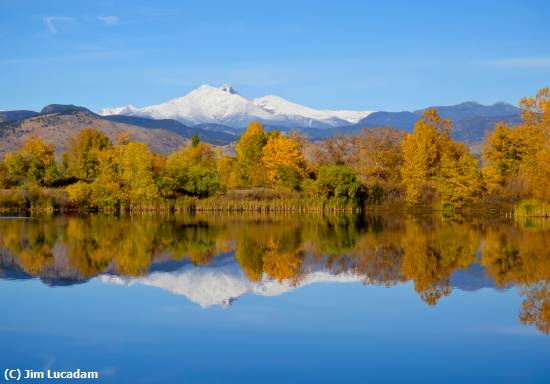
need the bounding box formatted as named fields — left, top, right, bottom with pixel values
left=100, top=255, right=497, bottom=308
left=99, top=84, right=374, bottom=129
left=98, top=84, right=522, bottom=142
left=341, top=101, right=522, bottom=142
left=0, top=106, right=190, bottom=155
left=0, top=84, right=523, bottom=155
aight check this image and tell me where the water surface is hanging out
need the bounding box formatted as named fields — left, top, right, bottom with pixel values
left=1, top=213, right=549, bottom=383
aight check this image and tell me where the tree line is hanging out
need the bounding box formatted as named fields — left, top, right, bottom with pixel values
left=0, top=87, right=548, bottom=212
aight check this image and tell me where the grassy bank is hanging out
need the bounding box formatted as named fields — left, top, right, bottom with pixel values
left=514, top=199, right=550, bottom=218
left=0, top=187, right=546, bottom=217
left=0, top=188, right=362, bottom=213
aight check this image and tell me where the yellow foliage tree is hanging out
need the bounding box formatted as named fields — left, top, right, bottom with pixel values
left=357, top=127, right=404, bottom=185
left=262, top=239, right=303, bottom=283
left=526, top=147, right=550, bottom=202
left=3, top=135, right=58, bottom=186
left=401, top=218, right=479, bottom=304
left=482, top=87, right=549, bottom=200
left=167, top=142, right=217, bottom=170
left=65, top=128, right=112, bottom=181
left=118, top=142, right=160, bottom=204
left=235, top=121, right=268, bottom=186
left=436, top=152, right=484, bottom=208
left=261, top=132, right=306, bottom=189
left=400, top=109, right=466, bottom=205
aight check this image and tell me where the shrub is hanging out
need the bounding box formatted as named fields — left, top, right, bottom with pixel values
left=314, top=165, right=364, bottom=204
left=180, top=166, right=220, bottom=198
left=66, top=181, right=92, bottom=207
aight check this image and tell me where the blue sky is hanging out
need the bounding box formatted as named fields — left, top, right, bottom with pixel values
left=1, top=0, right=549, bottom=112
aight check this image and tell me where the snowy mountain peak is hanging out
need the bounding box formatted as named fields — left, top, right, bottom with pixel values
left=219, top=83, right=237, bottom=94
left=98, top=84, right=374, bottom=129
left=98, top=104, right=137, bottom=116
left=100, top=257, right=362, bottom=308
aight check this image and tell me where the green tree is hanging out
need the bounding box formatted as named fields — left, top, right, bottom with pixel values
left=314, top=165, right=364, bottom=204
left=178, top=166, right=219, bottom=198
left=191, top=134, right=200, bottom=148
left=166, top=143, right=220, bottom=197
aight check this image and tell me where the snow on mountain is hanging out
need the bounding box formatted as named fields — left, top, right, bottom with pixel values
left=253, top=95, right=371, bottom=125
left=99, top=257, right=362, bottom=308
left=97, top=252, right=496, bottom=308
left=98, top=84, right=374, bottom=129
left=99, top=104, right=138, bottom=115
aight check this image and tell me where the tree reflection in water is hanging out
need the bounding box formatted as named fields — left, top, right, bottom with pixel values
left=0, top=213, right=549, bottom=334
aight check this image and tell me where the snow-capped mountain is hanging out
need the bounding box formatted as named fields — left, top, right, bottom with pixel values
left=98, top=84, right=374, bottom=129
left=98, top=255, right=496, bottom=308
left=99, top=256, right=362, bottom=308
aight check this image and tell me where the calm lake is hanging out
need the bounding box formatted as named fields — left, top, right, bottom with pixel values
left=1, top=213, right=549, bottom=383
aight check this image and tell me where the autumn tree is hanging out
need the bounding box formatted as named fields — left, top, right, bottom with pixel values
left=235, top=235, right=266, bottom=282
left=400, top=109, right=472, bottom=206
left=436, top=153, right=484, bottom=208
left=356, top=127, right=404, bottom=185
left=520, top=87, right=550, bottom=202
left=308, top=135, right=358, bottom=169
left=235, top=121, right=268, bottom=186
left=216, top=154, right=238, bottom=190
left=0, top=217, right=60, bottom=276
left=3, top=135, right=59, bottom=186
left=482, top=122, right=543, bottom=196
left=262, top=239, right=303, bottom=283
left=64, top=128, right=112, bottom=182
left=166, top=142, right=220, bottom=197
left=118, top=142, right=160, bottom=203
left=87, top=146, right=124, bottom=207
left=66, top=140, right=161, bottom=208
left=520, top=282, right=550, bottom=335
left=525, top=147, right=550, bottom=202
left=482, top=87, right=549, bottom=200
left=481, top=223, right=550, bottom=334
left=401, top=218, right=479, bottom=305
left=261, top=131, right=306, bottom=190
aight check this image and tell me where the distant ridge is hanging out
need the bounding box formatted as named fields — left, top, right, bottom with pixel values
left=0, top=107, right=191, bottom=156
left=339, top=101, right=522, bottom=142
left=0, top=103, right=246, bottom=155
left=40, top=104, right=93, bottom=115
left=102, top=115, right=238, bottom=145
left=0, top=110, right=38, bottom=123
left=0, top=94, right=524, bottom=152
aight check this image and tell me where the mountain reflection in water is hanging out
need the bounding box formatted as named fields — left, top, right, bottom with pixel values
left=0, top=213, right=549, bottom=334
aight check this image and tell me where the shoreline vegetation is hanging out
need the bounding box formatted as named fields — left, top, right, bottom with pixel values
left=0, top=88, right=549, bottom=217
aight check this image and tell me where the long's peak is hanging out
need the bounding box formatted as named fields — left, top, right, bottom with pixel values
left=193, top=84, right=238, bottom=95
left=219, top=83, right=237, bottom=94
left=195, top=84, right=217, bottom=91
